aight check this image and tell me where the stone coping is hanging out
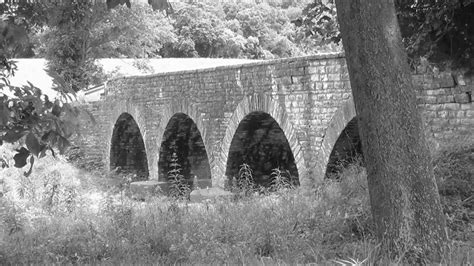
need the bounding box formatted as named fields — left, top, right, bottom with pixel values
left=109, top=52, right=346, bottom=82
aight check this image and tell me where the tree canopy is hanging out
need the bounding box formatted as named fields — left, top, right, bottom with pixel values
left=298, top=0, right=474, bottom=69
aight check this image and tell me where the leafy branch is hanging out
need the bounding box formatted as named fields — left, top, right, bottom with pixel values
left=1, top=59, right=94, bottom=176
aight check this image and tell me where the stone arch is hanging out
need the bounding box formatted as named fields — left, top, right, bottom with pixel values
left=155, top=99, right=212, bottom=187
left=318, top=97, right=360, bottom=179
left=325, top=117, right=363, bottom=177
left=106, top=100, right=151, bottom=179
left=225, top=111, right=299, bottom=187
left=217, top=93, right=306, bottom=188
left=109, top=112, right=149, bottom=181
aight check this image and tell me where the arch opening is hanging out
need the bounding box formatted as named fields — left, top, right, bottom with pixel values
left=110, top=113, right=149, bottom=181
left=325, top=117, right=364, bottom=178
left=158, top=113, right=211, bottom=188
left=225, top=111, right=299, bottom=188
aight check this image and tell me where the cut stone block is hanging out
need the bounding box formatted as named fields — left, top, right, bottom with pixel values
left=130, top=181, right=169, bottom=200
left=193, top=179, right=212, bottom=189
left=437, top=73, right=455, bottom=88
left=454, top=93, right=471, bottom=104
left=190, top=187, right=233, bottom=203
left=452, top=85, right=473, bottom=94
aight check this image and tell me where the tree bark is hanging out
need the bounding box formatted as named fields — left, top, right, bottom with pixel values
left=334, top=0, right=447, bottom=261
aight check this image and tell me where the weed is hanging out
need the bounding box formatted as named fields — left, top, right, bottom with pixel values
left=231, top=163, right=256, bottom=197
left=167, top=152, right=191, bottom=200
left=269, top=167, right=294, bottom=191
left=239, top=163, right=254, bottom=187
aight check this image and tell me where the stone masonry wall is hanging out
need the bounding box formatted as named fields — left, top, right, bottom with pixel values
left=73, top=102, right=107, bottom=170
left=76, top=54, right=473, bottom=189
left=413, top=71, right=473, bottom=149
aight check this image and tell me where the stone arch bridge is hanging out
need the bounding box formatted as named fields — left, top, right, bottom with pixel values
left=77, top=53, right=473, bottom=190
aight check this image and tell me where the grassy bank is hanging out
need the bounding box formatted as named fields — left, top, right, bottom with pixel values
left=0, top=142, right=472, bottom=264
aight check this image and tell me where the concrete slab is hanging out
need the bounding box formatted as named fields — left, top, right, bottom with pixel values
left=190, top=187, right=233, bottom=203
left=130, top=180, right=169, bottom=200
left=194, top=179, right=212, bottom=189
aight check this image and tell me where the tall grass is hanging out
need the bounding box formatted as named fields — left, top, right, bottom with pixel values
left=0, top=192, right=377, bottom=264
left=0, top=142, right=472, bottom=264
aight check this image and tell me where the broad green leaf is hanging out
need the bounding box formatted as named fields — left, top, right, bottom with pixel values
left=2, top=128, right=26, bottom=143
left=41, top=130, right=59, bottom=146
left=106, top=0, right=131, bottom=9
left=25, top=132, right=41, bottom=156
left=13, top=147, right=30, bottom=168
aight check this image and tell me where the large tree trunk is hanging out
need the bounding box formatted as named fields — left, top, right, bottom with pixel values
left=334, top=0, right=447, bottom=261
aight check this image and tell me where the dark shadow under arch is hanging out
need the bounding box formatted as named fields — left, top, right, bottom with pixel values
left=225, top=111, right=299, bottom=187
left=110, top=113, right=149, bottom=181
left=325, top=117, right=364, bottom=178
left=158, top=113, right=211, bottom=188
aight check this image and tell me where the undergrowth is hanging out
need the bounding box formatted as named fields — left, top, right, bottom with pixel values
left=433, top=138, right=474, bottom=244
left=0, top=141, right=472, bottom=265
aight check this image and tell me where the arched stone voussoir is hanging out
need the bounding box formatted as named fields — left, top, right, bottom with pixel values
left=105, top=100, right=151, bottom=177
left=317, top=97, right=357, bottom=181
left=216, top=93, right=307, bottom=188
left=155, top=99, right=212, bottom=180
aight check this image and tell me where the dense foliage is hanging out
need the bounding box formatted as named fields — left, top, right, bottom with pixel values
left=0, top=59, right=91, bottom=175
left=3, top=1, right=326, bottom=59
left=397, top=0, right=474, bottom=68
left=297, top=0, right=474, bottom=69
